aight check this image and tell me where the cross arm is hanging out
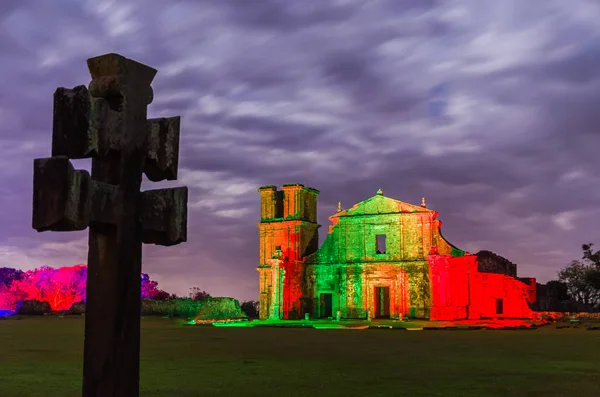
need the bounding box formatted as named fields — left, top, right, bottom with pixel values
left=144, top=116, right=181, bottom=182
left=32, top=156, right=91, bottom=232
left=140, top=187, right=188, bottom=246
left=32, top=157, right=120, bottom=232
left=32, top=157, right=187, bottom=242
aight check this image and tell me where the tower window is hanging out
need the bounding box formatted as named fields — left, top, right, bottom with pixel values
left=376, top=234, right=386, bottom=254
left=274, top=191, right=284, bottom=218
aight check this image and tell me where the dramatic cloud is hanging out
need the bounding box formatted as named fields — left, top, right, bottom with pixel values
left=1, top=0, right=599, bottom=300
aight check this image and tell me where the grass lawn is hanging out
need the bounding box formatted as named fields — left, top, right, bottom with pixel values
left=0, top=317, right=599, bottom=397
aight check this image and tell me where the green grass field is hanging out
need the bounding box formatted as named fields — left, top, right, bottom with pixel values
left=0, top=317, right=599, bottom=397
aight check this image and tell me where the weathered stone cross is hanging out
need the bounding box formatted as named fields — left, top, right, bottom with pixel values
left=31, top=53, right=188, bottom=397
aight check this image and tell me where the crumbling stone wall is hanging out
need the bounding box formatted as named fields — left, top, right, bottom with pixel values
left=476, top=250, right=517, bottom=276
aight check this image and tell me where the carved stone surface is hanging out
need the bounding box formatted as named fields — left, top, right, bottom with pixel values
left=31, top=53, right=188, bottom=397
left=32, top=156, right=91, bottom=232
left=141, top=186, right=188, bottom=246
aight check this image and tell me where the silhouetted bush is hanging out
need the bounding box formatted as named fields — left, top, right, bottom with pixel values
left=17, top=300, right=51, bottom=315
left=68, top=301, right=86, bottom=315
left=189, top=287, right=211, bottom=301
left=241, top=300, right=259, bottom=319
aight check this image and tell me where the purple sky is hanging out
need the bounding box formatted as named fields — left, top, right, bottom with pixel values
left=1, top=0, right=599, bottom=301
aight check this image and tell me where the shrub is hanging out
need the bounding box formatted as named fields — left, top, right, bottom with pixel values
left=17, top=300, right=51, bottom=315
left=241, top=300, right=259, bottom=319
left=195, top=297, right=247, bottom=321
left=141, top=298, right=203, bottom=319
left=69, top=301, right=86, bottom=315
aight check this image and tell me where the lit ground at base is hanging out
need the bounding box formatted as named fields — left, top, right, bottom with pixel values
left=206, top=318, right=542, bottom=329
left=1, top=316, right=599, bottom=397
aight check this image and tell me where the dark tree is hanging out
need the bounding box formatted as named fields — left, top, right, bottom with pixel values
left=582, top=243, right=600, bottom=267
left=545, top=280, right=569, bottom=302
left=558, top=261, right=600, bottom=307
left=0, top=267, right=24, bottom=288
left=189, top=287, right=211, bottom=301
left=141, top=273, right=170, bottom=300
left=153, top=290, right=171, bottom=301
left=17, top=300, right=52, bottom=315
left=582, top=243, right=600, bottom=291
left=587, top=270, right=600, bottom=292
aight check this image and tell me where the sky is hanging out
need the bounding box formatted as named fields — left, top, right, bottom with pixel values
left=1, top=0, right=599, bottom=301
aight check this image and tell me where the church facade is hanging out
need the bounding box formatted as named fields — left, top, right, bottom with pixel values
left=257, top=184, right=536, bottom=321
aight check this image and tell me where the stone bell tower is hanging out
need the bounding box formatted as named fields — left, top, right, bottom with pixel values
left=257, top=184, right=320, bottom=320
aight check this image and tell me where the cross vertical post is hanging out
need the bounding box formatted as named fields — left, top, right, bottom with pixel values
left=32, top=53, right=188, bottom=397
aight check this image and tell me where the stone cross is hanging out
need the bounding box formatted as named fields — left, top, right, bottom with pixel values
left=31, top=53, right=188, bottom=397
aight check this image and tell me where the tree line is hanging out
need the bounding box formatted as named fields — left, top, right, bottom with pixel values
left=0, top=265, right=259, bottom=318
left=2, top=244, right=599, bottom=316
left=536, top=243, right=600, bottom=312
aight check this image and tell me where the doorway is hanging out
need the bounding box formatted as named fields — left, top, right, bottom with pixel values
left=374, top=286, right=390, bottom=318
left=320, top=293, right=333, bottom=318
left=496, top=298, right=504, bottom=315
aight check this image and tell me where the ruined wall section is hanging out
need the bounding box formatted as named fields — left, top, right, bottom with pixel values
left=428, top=254, right=536, bottom=320
left=476, top=250, right=518, bottom=277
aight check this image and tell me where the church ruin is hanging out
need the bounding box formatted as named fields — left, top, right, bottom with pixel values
left=257, top=184, right=536, bottom=321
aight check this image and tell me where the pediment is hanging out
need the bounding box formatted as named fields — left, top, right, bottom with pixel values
left=333, top=194, right=432, bottom=217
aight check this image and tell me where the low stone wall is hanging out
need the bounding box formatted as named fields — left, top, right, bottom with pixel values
left=535, top=312, right=600, bottom=321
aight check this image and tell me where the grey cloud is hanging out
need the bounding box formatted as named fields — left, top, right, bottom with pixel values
left=541, top=42, right=600, bottom=85
left=215, top=0, right=360, bottom=32
left=153, top=68, right=216, bottom=94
